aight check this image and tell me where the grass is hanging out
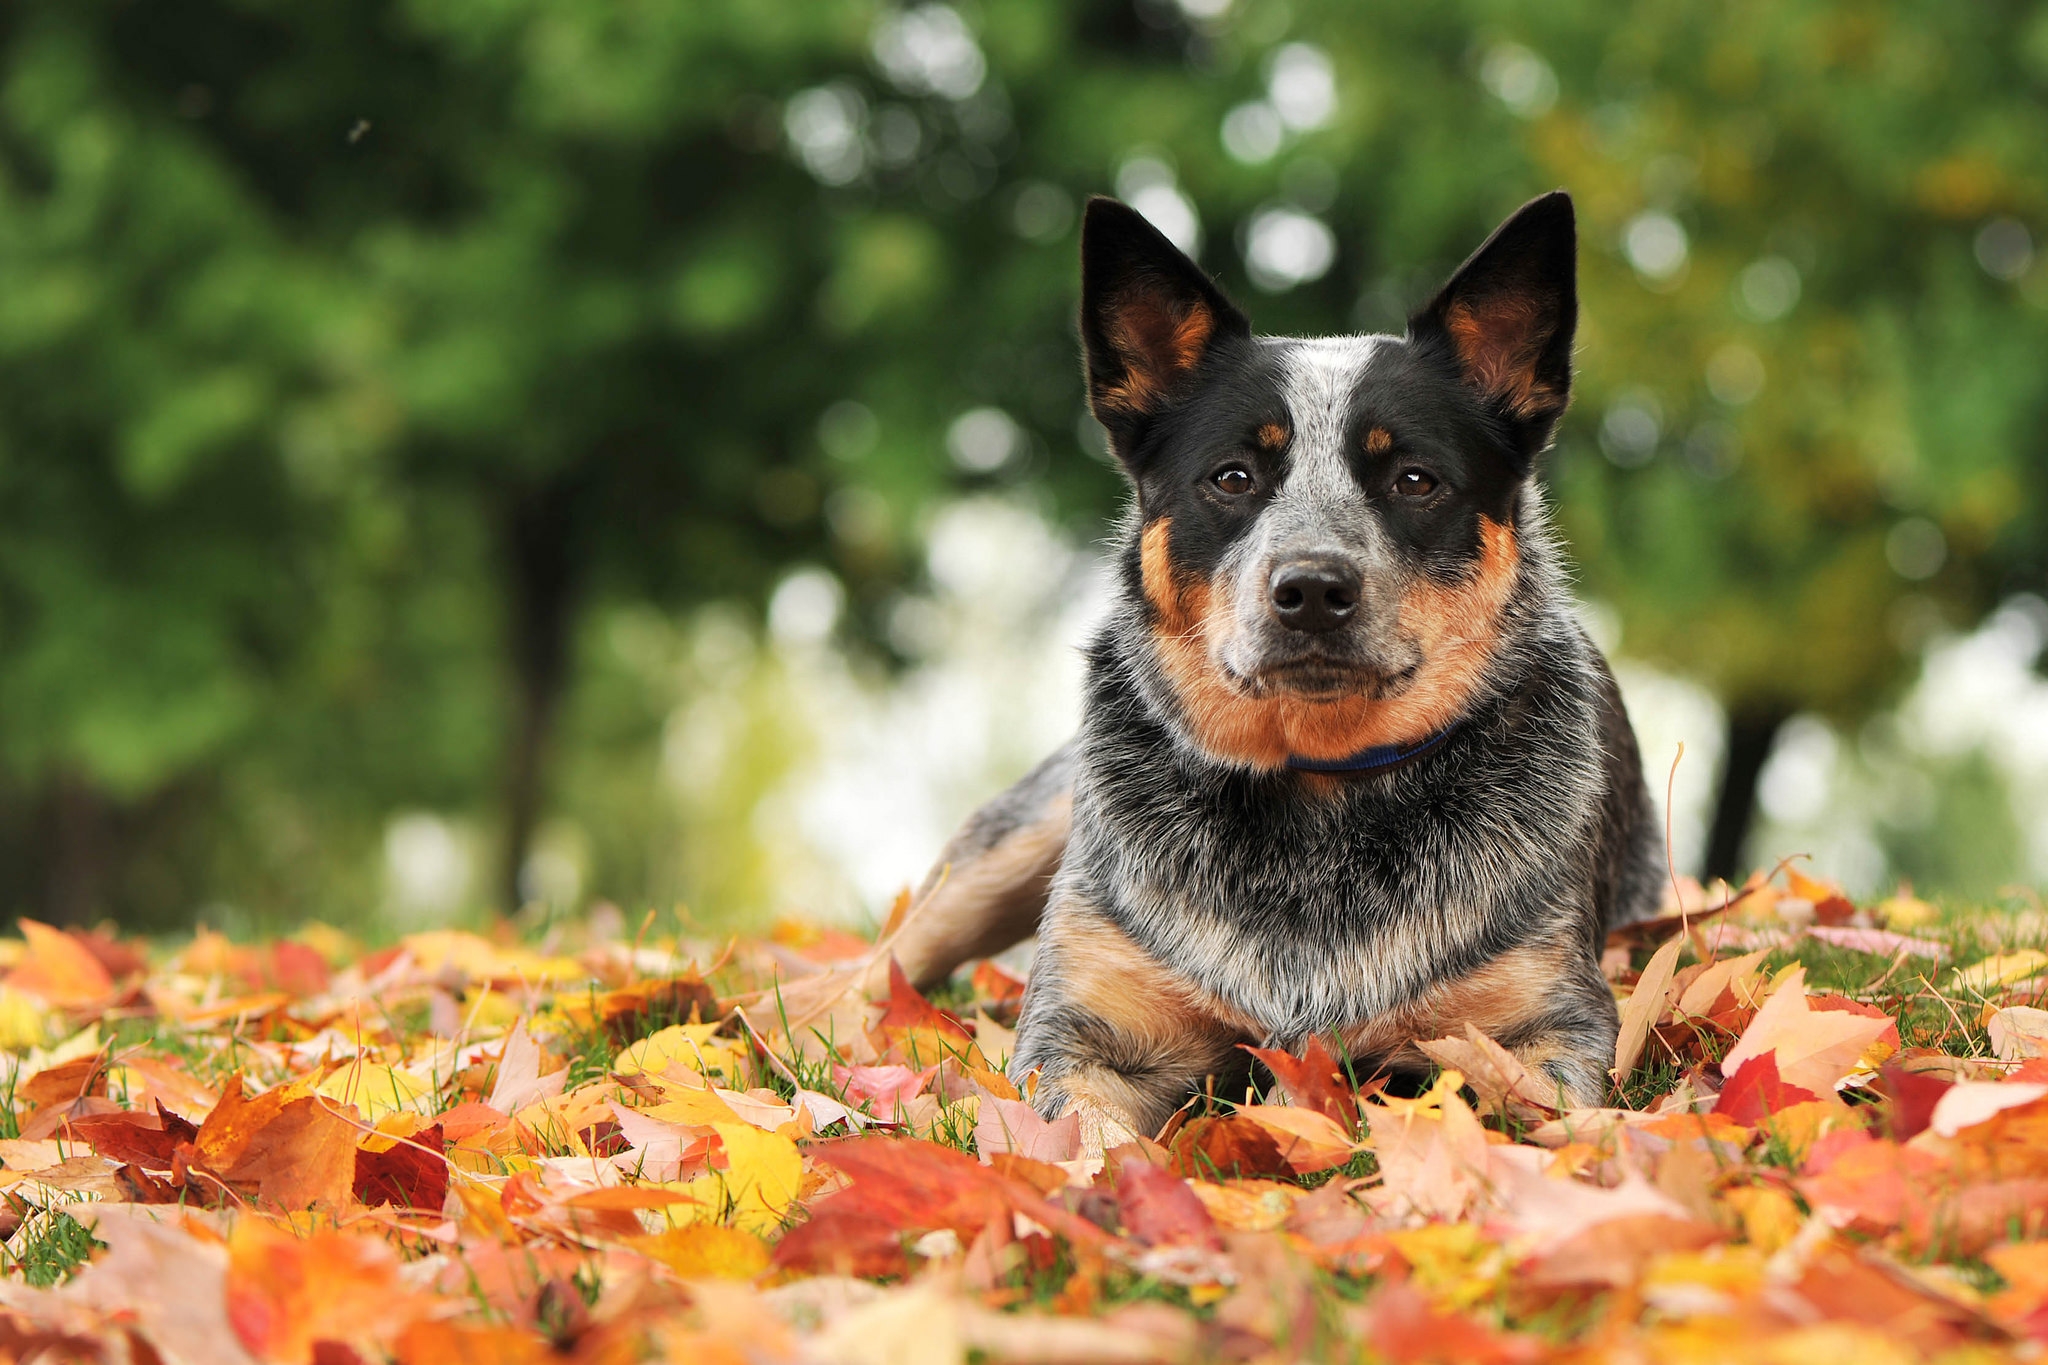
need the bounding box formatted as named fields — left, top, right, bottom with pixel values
left=5, top=1210, right=103, bottom=1288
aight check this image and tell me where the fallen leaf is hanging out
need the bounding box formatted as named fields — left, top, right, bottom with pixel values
left=486, top=1020, right=568, bottom=1114
left=1927, top=1080, right=2048, bottom=1138
left=1805, top=926, right=1947, bottom=960
left=711, top=1122, right=802, bottom=1234
left=353, top=1122, right=448, bottom=1211
left=1713, top=1053, right=1820, bottom=1125
left=1720, top=968, right=1896, bottom=1094
left=226, top=1218, right=429, bottom=1364
left=1951, top=950, right=2048, bottom=995
left=62, top=1210, right=262, bottom=1365
left=632, top=1224, right=771, bottom=1279
left=834, top=1063, right=938, bottom=1111
left=1169, top=1114, right=1291, bottom=1180
left=1414, top=1025, right=1561, bottom=1119
left=1230, top=1104, right=1359, bottom=1174
left=1243, top=1035, right=1365, bottom=1127
left=973, top=1090, right=1080, bottom=1164
left=1116, top=1158, right=1221, bottom=1249
left=1612, top=935, right=1683, bottom=1082
left=1988, top=1006, right=2048, bottom=1062
left=192, top=1074, right=360, bottom=1209
left=4, top=921, right=116, bottom=1008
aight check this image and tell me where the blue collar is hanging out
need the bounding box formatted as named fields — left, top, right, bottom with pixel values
left=1285, top=722, right=1460, bottom=776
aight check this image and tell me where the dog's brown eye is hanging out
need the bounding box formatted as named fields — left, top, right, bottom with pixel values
left=1213, top=465, right=1256, bottom=496
left=1392, top=469, right=1439, bottom=498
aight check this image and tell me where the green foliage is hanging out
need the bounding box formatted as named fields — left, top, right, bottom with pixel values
left=0, top=0, right=2041, bottom=925
left=5, top=1210, right=102, bottom=1287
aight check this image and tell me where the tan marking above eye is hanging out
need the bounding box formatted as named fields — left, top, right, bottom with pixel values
left=1364, top=427, right=1393, bottom=454
left=1256, top=423, right=1290, bottom=451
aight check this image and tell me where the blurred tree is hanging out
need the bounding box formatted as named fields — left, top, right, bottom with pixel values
left=1, top=0, right=2042, bottom=925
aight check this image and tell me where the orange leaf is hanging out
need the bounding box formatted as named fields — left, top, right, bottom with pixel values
left=226, top=1220, right=429, bottom=1364
left=395, top=1320, right=558, bottom=1365
left=192, top=1074, right=359, bottom=1209
left=6, top=919, right=115, bottom=1007
left=1231, top=1104, right=1359, bottom=1174
left=1169, top=1113, right=1292, bottom=1179
left=1243, top=1035, right=1365, bottom=1127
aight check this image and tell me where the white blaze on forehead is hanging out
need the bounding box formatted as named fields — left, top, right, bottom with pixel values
left=1257, top=334, right=1394, bottom=546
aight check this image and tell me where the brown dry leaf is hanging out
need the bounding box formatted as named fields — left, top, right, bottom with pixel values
left=191, top=1074, right=360, bottom=1209
left=1610, top=935, right=1682, bottom=1083
left=1413, top=1025, right=1561, bottom=1119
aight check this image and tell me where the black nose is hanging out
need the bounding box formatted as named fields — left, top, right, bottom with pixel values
left=1269, top=558, right=1361, bottom=633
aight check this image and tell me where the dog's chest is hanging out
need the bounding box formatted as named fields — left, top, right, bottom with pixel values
left=1071, top=745, right=1595, bottom=1040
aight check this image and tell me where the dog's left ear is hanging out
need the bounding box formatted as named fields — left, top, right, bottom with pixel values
left=1409, top=191, right=1577, bottom=459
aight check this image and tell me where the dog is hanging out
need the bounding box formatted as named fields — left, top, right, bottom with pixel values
left=886, top=190, right=1662, bottom=1150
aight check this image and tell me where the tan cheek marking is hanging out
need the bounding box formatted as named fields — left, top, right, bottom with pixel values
left=1342, top=938, right=1579, bottom=1065
left=1365, top=427, right=1393, bottom=455
left=1444, top=298, right=1560, bottom=419
left=1146, top=518, right=1520, bottom=768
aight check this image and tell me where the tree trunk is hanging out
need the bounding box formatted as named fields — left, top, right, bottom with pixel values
left=498, top=486, right=580, bottom=912
left=1702, top=705, right=1790, bottom=885
left=44, top=770, right=110, bottom=927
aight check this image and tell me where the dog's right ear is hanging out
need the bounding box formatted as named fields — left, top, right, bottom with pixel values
left=1081, top=197, right=1249, bottom=462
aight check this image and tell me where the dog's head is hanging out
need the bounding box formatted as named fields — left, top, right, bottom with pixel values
left=1082, top=191, right=1577, bottom=770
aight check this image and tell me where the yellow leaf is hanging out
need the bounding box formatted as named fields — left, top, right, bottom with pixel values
left=0, top=989, right=56, bottom=1051
left=616, top=1023, right=744, bottom=1081
left=1951, top=950, right=2048, bottom=995
left=1187, top=1179, right=1303, bottom=1232
left=711, top=1123, right=801, bottom=1235
left=1381, top=1223, right=1507, bottom=1312
left=316, top=1062, right=434, bottom=1120
left=1875, top=890, right=1939, bottom=930
left=1719, top=1187, right=1802, bottom=1254
left=631, top=1225, right=770, bottom=1280
left=642, top=1087, right=743, bottom=1128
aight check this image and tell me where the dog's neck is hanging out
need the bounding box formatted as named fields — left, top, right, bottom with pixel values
left=1282, top=721, right=1462, bottom=776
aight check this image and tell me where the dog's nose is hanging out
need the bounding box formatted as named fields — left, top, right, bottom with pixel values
left=1269, top=558, right=1360, bottom=633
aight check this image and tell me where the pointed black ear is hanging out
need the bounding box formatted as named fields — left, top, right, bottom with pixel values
left=1080, top=197, right=1250, bottom=458
left=1409, top=191, right=1578, bottom=452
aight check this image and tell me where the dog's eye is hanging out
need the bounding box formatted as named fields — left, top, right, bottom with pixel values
left=1212, top=465, right=1257, bottom=496
left=1392, top=469, right=1439, bottom=498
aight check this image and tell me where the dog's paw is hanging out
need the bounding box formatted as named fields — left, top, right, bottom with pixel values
left=1061, top=1098, right=1145, bottom=1168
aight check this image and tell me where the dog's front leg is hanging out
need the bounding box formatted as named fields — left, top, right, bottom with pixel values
left=1009, top=899, right=1252, bottom=1155
left=1349, top=935, right=1621, bottom=1112
left=887, top=743, right=1075, bottom=990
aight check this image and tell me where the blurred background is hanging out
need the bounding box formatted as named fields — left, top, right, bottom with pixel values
left=3, top=0, right=2046, bottom=937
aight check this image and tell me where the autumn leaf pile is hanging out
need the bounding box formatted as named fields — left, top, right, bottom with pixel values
left=0, top=869, right=2045, bottom=1363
